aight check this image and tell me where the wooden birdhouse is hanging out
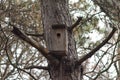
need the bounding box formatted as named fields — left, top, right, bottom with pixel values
left=48, top=24, right=68, bottom=56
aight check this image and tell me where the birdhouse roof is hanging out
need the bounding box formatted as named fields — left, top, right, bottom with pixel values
left=52, top=24, right=66, bottom=29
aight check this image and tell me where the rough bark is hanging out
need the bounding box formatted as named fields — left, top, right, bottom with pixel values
left=92, top=0, right=120, bottom=21
left=40, top=0, right=82, bottom=80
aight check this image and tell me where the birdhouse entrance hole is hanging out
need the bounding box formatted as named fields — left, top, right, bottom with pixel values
left=57, top=33, right=61, bottom=38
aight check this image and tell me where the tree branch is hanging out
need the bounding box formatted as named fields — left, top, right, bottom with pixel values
left=12, top=26, right=48, bottom=57
left=26, top=33, right=44, bottom=37
left=24, top=66, right=49, bottom=70
left=76, top=26, right=117, bottom=66
left=68, top=17, right=82, bottom=31
left=10, top=25, right=59, bottom=64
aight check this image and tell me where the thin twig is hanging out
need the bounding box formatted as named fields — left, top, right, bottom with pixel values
left=26, top=33, right=44, bottom=37
left=24, top=66, right=49, bottom=70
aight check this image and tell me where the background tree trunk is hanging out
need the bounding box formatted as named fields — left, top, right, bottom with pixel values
left=92, top=0, right=120, bottom=79
left=93, top=0, right=120, bottom=21
left=41, top=0, right=82, bottom=80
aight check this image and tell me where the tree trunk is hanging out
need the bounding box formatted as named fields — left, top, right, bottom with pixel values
left=40, top=0, right=82, bottom=80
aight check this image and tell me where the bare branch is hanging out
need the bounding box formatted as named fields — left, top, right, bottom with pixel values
left=76, top=26, right=117, bottom=66
left=12, top=26, right=49, bottom=57
left=68, top=17, right=82, bottom=31
left=24, top=66, right=49, bottom=70
left=10, top=25, right=59, bottom=64
left=26, top=33, right=44, bottom=37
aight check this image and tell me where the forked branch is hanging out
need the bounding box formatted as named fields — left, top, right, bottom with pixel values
left=76, top=26, right=117, bottom=66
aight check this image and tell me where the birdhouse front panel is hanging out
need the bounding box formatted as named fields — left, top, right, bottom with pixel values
left=48, top=24, right=68, bottom=56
